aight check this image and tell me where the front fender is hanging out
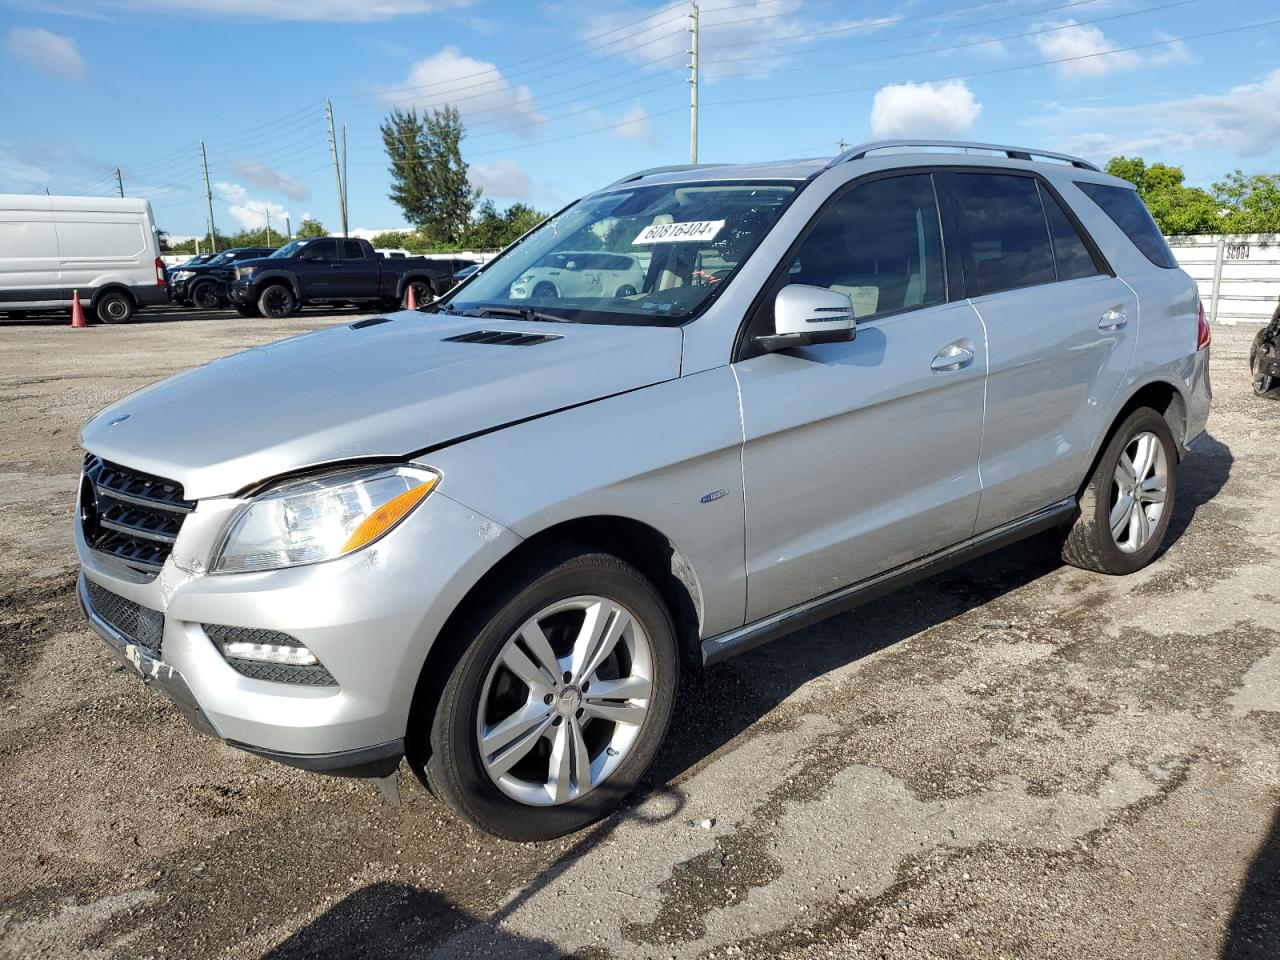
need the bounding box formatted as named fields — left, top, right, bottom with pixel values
left=248, top=270, right=302, bottom=299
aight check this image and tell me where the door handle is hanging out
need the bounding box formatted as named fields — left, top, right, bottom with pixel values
left=931, top=343, right=975, bottom=372
left=330, top=263, right=343, bottom=269
left=1099, top=308, right=1127, bottom=330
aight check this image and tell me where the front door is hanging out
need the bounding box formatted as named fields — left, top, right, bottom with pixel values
left=299, top=239, right=339, bottom=298
left=735, top=173, right=988, bottom=622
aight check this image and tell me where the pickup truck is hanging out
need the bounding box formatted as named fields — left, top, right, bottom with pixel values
left=227, top=237, right=452, bottom=318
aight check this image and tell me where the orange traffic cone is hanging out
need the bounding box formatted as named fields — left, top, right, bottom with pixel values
left=70, top=290, right=87, bottom=328
left=405, top=284, right=418, bottom=310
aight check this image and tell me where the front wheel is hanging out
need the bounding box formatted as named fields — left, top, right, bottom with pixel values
left=1250, top=331, right=1280, bottom=399
left=94, top=291, right=135, bottom=324
left=257, top=284, right=297, bottom=319
left=1061, top=407, right=1178, bottom=575
left=417, top=549, right=678, bottom=841
left=190, top=279, right=220, bottom=310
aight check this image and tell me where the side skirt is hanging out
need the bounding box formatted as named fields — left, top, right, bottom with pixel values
left=701, top=498, right=1076, bottom=666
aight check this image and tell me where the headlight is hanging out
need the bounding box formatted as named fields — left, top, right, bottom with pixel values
left=235, top=266, right=258, bottom=280
left=213, top=465, right=439, bottom=573
left=171, top=270, right=194, bottom=281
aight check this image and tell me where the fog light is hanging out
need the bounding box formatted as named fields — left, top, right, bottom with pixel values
left=222, top=641, right=318, bottom=666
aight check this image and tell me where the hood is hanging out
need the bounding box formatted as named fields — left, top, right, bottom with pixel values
left=82, top=312, right=683, bottom=499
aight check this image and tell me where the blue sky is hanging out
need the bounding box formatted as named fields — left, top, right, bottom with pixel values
left=1, top=0, right=1277, bottom=239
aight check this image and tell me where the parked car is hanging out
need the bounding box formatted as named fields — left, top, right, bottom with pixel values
left=509, top=250, right=645, bottom=300
left=76, top=140, right=1211, bottom=840
left=169, top=246, right=276, bottom=308
left=227, top=237, right=451, bottom=317
left=169, top=253, right=217, bottom=270
left=0, top=194, right=167, bottom=323
left=1251, top=301, right=1280, bottom=398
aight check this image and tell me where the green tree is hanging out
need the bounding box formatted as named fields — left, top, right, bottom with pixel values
left=381, top=105, right=478, bottom=243
left=458, top=201, right=548, bottom=250
left=1105, top=156, right=1147, bottom=192
left=296, top=218, right=327, bottom=238
left=1212, top=170, right=1280, bottom=233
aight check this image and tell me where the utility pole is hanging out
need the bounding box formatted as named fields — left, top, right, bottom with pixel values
left=265, top=210, right=272, bottom=246
left=689, top=1, right=699, bottom=164
left=326, top=100, right=349, bottom=238
left=114, top=168, right=124, bottom=197
left=342, top=123, right=349, bottom=237
left=837, top=138, right=849, bottom=154
left=285, top=215, right=292, bottom=240
left=199, top=141, right=218, bottom=253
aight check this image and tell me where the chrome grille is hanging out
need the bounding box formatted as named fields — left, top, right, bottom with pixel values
left=84, top=578, right=164, bottom=655
left=81, top=455, right=195, bottom=573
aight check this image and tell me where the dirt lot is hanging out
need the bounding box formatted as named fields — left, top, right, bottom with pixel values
left=0, top=315, right=1276, bottom=960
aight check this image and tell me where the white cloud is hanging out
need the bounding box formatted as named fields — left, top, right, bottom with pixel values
left=378, top=46, right=544, bottom=134
left=573, top=1, right=897, bottom=81
left=4, top=27, right=86, bottom=79
left=76, top=0, right=473, bottom=22
left=613, top=101, right=657, bottom=145
left=232, top=159, right=310, bottom=202
left=470, top=158, right=531, bottom=201
left=214, top=181, right=290, bottom=231
left=1034, top=21, right=1153, bottom=79
left=870, top=80, right=982, bottom=140
left=1033, top=68, right=1280, bottom=160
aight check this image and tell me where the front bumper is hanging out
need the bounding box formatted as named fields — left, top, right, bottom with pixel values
left=168, top=279, right=190, bottom=302
left=228, top=280, right=253, bottom=305
left=75, top=483, right=522, bottom=777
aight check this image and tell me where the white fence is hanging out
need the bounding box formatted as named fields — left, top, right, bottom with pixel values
left=1167, top=234, right=1280, bottom=325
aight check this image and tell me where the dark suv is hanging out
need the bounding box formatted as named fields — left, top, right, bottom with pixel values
left=169, top=247, right=276, bottom=308
left=1252, top=301, right=1280, bottom=398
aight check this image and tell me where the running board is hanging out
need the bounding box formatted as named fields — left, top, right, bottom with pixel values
left=701, top=498, right=1077, bottom=666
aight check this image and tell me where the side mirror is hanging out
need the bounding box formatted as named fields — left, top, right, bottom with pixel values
left=756, top=284, right=856, bottom=352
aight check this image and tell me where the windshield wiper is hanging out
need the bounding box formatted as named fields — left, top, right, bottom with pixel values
left=474, top=305, right=574, bottom=324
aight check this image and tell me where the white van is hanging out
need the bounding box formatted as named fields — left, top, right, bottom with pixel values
left=0, top=194, right=168, bottom=323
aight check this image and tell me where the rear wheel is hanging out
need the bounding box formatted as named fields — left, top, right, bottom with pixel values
left=190, top=279, right=220, bottom=310
left=532, top=281, right=558, bottom=299
left=615, top=284, right=637, bottom=298
left=1061, top=407, right=1178, bottom=575
left=1251, top=331, right=1280, bottom=399
left=417, top=548, right=678, bottom=841
left=257, top=284, right=297, bottom=319
left=94, top=290, right=135, bottom=324
left=403, top=280, right=432, bottom=308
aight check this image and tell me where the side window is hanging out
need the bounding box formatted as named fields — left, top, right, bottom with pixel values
left=1075, top=181, right=1178, bottom=269
left=1040, top=185, right=1102, bottom=281
left=342, top=240, right=364, bottom=260
left=307, top=240, right=338, bottom=261
left=783, top=174, right=945, bottom=321
left=953, top=173, right=1056, bottom=297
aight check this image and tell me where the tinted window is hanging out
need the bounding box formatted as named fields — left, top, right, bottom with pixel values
left=784, top=174, right=945, bottom=321
left=343, top=240, right=364, bottom=260
left=1076, top=181, right=1177, bottom=269
left=954, top=173, right=1056, bottom=297
left=307, top=240, right=337, bottom=261
left=1040, top=186, right=1101, bottom=281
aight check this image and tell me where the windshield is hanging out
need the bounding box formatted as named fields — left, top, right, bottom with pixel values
left=441, top=180, right=798, bottom=325
left=205, top=251, right=230, bottom=265
left=270, top=239, right=307, bottom=259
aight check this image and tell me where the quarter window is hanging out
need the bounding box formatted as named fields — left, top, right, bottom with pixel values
left=782, top=174, right=946, bottom=321
left=1040, top=185, right=1102, bottom=281
left=1076, top=181, right=1178, bottom=269
left=954, top=173, right=1056, bottom=298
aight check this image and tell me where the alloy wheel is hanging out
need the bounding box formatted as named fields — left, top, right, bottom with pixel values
left=1254, top=346, right=1275, bottom=395
left=476, top=595, right=653, bottom=807
left=1109, top=430, right=1168, bottom=554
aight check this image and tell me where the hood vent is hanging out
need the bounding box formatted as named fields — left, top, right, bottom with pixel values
left=443, top=330, right=562, bottom=347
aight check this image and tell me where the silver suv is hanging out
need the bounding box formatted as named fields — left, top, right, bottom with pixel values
left=76, top=140, right=1211, bottom=840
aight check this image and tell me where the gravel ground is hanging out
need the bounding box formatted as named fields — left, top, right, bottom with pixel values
left=0, top=314, right=1276, bottom=960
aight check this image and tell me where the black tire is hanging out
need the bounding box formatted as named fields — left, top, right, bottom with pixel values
left=1061, top=407, right=1179, bottom=575
left=234, top=304, right=260, bottom=318
left=94, top=290, right=135, bottom=324
left=615, top=284, right=637, bottom=298
left=404, top=280, right=432, bottom=308
left=190, top=279, right=220, bottom=310
left=532, top=281, right=558, bottom=299
left=257, top=284, right=297, bottom=319
left=417, top=548, right=679, bottom=841
left=1250, top=330, right=1280, bottom=399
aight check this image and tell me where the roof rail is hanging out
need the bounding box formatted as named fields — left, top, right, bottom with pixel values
left=606, top=163, right=702, bottom=187
left=825, top=140, right=1099, bottom=172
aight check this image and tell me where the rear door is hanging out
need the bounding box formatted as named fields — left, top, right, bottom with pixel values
left=734, top=172, right=988, bottom=621
left=340, top=239, right=380, bottom=298
left=0, top=197, right=62, bottom=307
left=942, top=170, right=1138, bottom=532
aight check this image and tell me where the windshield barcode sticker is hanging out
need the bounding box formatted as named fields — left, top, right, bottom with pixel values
left=632, top=220, right=725, bottom=245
